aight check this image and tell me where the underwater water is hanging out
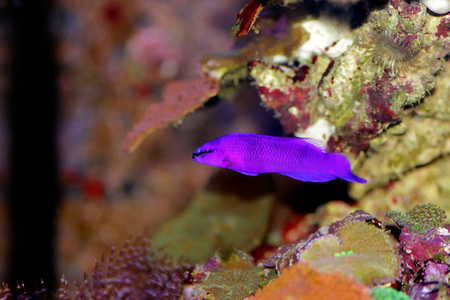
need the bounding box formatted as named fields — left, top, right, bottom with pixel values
left=0, top=0, right=449, bottom=299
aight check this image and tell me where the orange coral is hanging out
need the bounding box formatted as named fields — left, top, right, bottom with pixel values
left=248, top=262, right=372, bottom=300
left=122, top=76, right=220, bottom=153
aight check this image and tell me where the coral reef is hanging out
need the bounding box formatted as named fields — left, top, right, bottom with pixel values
left=26, top=0, right=450, bottom=298
left=248, top=262, right=372, bottom=300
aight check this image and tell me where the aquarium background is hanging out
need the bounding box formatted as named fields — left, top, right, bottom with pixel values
left=0, top=0, right=450, bottom=299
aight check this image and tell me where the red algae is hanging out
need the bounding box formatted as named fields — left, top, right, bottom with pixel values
left=231, top=0, right=264, bottom=37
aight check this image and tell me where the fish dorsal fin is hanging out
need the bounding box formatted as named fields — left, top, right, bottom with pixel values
left=300, top=137, right=327, bottom=153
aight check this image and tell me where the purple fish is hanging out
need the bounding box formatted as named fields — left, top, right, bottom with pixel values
left=192, top=133, right=366, bottom=183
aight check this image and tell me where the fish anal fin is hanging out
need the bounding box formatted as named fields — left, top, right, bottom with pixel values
left=233, top=170, right=259, bottom=176
left=280, top=172, right=336, bottom=182
left=299, top=138, right=327, bottom=153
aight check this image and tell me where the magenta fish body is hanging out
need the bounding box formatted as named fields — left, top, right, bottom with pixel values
left=192, top=133, right=367, bottom=183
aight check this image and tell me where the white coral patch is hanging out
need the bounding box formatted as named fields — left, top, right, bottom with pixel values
left=420, top=0, right=450, bottom=14
left=295, top=118, right=335, bottom=144
left=295, top=17, right=354, bottom=61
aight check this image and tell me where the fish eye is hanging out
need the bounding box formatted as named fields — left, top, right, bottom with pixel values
left=192, top=148, right=214, bottom=159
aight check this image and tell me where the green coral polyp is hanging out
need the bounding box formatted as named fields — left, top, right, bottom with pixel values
left=371, top=287, right=411, bottom=300
left=334, top=250, right=354, bottom=257
left=386, top=203, right=447, bottom=234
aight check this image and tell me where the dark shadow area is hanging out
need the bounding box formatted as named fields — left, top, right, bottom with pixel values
left=205, top=170, right=275, bottom=200
left=274, top=174, right=355, bottom=214
left=7, top=0, right=59, bottom=294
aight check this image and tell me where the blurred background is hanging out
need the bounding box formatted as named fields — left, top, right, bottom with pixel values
left=0, top=0, right=264, bottom=292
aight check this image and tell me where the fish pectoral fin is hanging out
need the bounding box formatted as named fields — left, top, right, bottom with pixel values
left=233, top=170, right=259, bottom=176
left=280, top=172, right=336, bottom=182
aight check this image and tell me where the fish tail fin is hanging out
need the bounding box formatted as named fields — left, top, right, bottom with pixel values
left=331, top=153, right=367, bottom=184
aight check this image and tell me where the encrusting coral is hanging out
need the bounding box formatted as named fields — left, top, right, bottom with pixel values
left=248, top=262, right=372, bottom=300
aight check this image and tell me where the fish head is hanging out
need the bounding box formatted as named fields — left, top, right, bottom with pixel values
left=192, top=146, right=230, bottom=168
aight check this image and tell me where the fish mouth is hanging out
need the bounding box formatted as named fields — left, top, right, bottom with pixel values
left=192, top=148, right=214, bottom=159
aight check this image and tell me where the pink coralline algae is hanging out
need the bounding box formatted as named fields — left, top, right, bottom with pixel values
left=405, top=259, right=450, bottom=300
left=399, top=227, right=450, bottom=273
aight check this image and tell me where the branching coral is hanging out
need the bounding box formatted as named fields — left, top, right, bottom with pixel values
left=386, top=203, right=447, bottom=234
